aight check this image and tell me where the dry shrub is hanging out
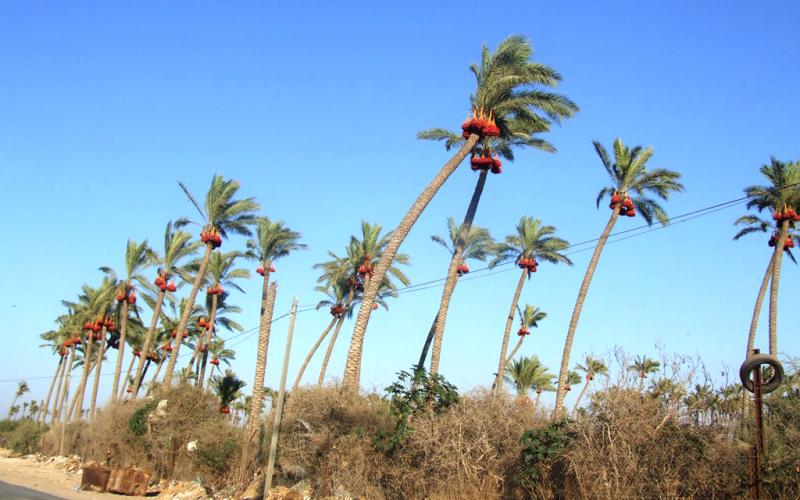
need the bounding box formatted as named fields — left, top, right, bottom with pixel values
left=563, top=387, right=747, bottom=499
left=44, top=385, right=242, bottom=489
left=386, top=389, right=539, bottom=499
left=278, top=384, right=392, bottom=498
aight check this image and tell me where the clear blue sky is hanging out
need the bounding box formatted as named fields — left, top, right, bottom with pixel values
left=2, top=1, right=799, bottom=412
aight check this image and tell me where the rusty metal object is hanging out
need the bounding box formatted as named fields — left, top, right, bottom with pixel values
left=740, top=349, right=784, bottom=500
left=106, top=467, right=151, bottom=496
left=80, top=465, right=111, bottom=492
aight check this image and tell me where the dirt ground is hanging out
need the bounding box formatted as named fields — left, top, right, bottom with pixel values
left=0, top=449, right=144, bottom=499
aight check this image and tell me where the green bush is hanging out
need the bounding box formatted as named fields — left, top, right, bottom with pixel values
left=0, top=420, right=47, bottom=454
left=196, top=437, right=238, bottom=471
left=128, top=401, right=156, bottom=437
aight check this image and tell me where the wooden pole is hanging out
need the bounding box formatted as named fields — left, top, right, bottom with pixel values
left=265, top=297, right=298, bottom=493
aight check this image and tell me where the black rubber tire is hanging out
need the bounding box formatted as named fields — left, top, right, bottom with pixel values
left=739, top=353, right=784, bottom=394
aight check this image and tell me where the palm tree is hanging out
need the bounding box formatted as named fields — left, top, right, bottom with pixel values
left=212, top=370, right=246, bottom=414
left=184, top=250, right=248, bottom=381
left=194, top=291, right=244, bottom=389
left=742, top=158, right=800, bottom=355
left=292, top=281, right=349, bottom=391
left=530, top=359, right=556, bottom=412
left=131, top=222, right=200, bottom=397
left=8, top=381, right=29, bottom=418
left=490, top=217, right=571, bottom=394
left=244, top=280, right=277, bottom=436
left=629, top=355, right=661, bottom=390
left=419, top=217, right=495, bottom=374
left=504, top=304, right=547, bottom=365
left=573, top=356, right=608, bottom=413
left=504, top=356, right=539, bottom=405
left=244, top=217, right=304, bottom=426
left=553, top=139, right=684, bottom=417
left=338, top=222, right=411, bottom=388
left=205, top=338, right=235, bottom=383
left=563, top=370, right=582, bottom=393
left=344, top=35, right=578, bottom=392
left=118, top=324, right=145, bottom=397
left=100, top=240, right=153, bottom=401
left=163, top=175, right=259, bottom=386
left=38, top=328, right=68, bottom=423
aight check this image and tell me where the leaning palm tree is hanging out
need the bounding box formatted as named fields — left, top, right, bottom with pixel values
left=344, top=35, right=578, bottom=392
left=629, top=355, right=661, bottom=390
left=553, top=139, right=684, bottom=417
left=339, top=222, right=411, bottom=388
left=243, top=217, right=304, bottom=431
left=130, top=222, right=200, bottom=397
left=573, top=356, right=608, bottom=413
left=194, top=290, right=244, bottom=389
left=100, top=239, right=153, bottom=401
left=163, top=175, right=259, bottom=386
left=8, top=381, right=29, bottom=418
left=530, top=359, right=556, bottom=412
left=38, top=328, right=68, bottom=423
left=419, top=217, right=495, bottom=374
left=490, top=217, right=571, bottom=394
left=504, top=304, right=547, bottom=366
left=741, top=158, right=800, bottom=355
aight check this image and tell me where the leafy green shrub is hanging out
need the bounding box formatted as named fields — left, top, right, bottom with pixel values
left=196, top=437, right=239, bottom=471
left=128, top=401, right=156, bottom=436
left=376, top=368, right=459, bottom=453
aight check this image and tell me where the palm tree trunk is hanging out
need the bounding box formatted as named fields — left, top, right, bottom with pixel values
left=186, top=292, right=219, bottom=379
left=318, top=313, right=347, bottom=385
left=163, top=243, right=213, bottom=386
left=70, top=356, right=98, bottom=421
left=40, top=356, right=64, bottom=424
left=245, top=281, right=277, bottom=434
left=505, top=336, right=525, bottom=366
left=197, top=350, right=210, bottom=390
left=533, top=391, right=542, bottom=413
left=53, top=345, right=76, bottom=422
left=111, top=299, right=130, bottom=400
left=89, top=328, right=108, bottom=421
left=768, top=220, right=789, bottom=355
left=317, top=289, right=355, bottom=386
left=493, top=269, right=528, bottom=395
left=553, top=209, right=620, bottom=418
left=72, top=335, right=96, bottom=421
left=352, top=274, right=372, bottom=386
left=148, top=357, right=164, bottom=394
left=293, top=316, right=338, bottom=391
left=131, top=290, right=166, bottom=397
left=746, top=254, right=775, bottom=357
left=343, top=135, right=481, bottom=391
left=573, top=377, right=592, bottom=415
left=119, top=353, right=136, bottom=399
left=239, top=281, right=277, bottom=483
left=424, top=170, right=488, bottom=374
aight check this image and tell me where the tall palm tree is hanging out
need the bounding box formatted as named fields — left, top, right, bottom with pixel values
left=245, top=282, right=277, bottom=435
left=212, top=370, right=246, bottom=414
left=205, top=338, right=236, bottom=383
left=419, top=217, right=495, bottom=374
left=504, top=304, right=547, bottom=365
left=131, top=222, right=200, bottom=397
left=553, top=139, right=684, bottom=417
left=629, top=355, right=661, bottom=390
left=344, top=35, right=578, bottom=392
left=118, top=324, right=145, bottom=397
left=163, top=175, right=259, bottom=386
left=490, top=217, right=571, bottom=394
left=37, top=328, right=68, bottom=423
left=8, top=382, right=29, bottom=418
left=244, top=217, right=304, bottom=418
left=339, top=222, right=411, bottom=388
left=741, top=158, right=800, bottom=355
left=573, top=356, right=608, bottom=414
left=184, top=250, right=248, bottom=380
left=100, top=239, right=153, bottom=401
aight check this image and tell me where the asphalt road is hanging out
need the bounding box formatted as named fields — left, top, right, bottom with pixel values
left=0, top=480, right=62, bottom=499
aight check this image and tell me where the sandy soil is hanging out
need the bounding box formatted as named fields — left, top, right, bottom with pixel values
left=0, top=449, right=142, bottom=499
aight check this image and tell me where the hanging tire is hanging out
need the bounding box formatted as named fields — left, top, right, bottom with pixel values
left=739, top=353, right=784, bottom=394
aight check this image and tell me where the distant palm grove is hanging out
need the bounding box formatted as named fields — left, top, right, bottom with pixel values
left=10, top=35, right=800, bottom=498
